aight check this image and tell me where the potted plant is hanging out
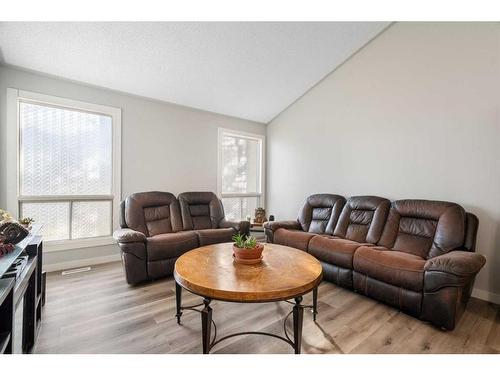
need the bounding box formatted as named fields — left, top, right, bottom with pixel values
left=19, top=217, right=35, bottom=229
left=232, top=233, right=264, bottom=264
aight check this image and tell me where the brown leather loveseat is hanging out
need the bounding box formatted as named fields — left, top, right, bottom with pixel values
left=113, top=191, right=250, bottom=284
left=264, top=194, right=485, bottom=330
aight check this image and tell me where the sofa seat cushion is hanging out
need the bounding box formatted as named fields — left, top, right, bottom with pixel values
left=353, top=246, right=426, bottom=292
left=308, top=236, right=369, bottom=269
left=274, top=229, right=316, bottom=251
left=147, top=231, right=199, bottom=261
left=195, top=228, right=236, bottom=246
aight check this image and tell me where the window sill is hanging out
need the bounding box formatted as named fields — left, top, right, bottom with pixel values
left=44, top=236, right=116, bottom=253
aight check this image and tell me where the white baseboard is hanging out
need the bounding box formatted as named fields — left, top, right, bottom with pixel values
left=43, top=253, right=121, bottom=273
left=472, top=287, right=500, bottom=305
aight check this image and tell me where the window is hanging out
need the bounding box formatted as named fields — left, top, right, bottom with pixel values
left=15, top=90, right=121, bottom=247
left=218, top=128, right=265, bottom=221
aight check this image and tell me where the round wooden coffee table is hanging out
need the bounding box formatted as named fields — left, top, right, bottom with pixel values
left=173, top=243, right=323, bottom=354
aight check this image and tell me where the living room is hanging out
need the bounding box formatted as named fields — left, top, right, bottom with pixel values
left=0, top=0, right=499, bottom=372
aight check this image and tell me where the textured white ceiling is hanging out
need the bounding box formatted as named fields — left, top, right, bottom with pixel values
left=0, top=22, right=389, bottom=123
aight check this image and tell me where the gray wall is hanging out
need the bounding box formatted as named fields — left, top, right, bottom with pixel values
left=266, top=22, right=500, bottom=301
left=0, top=65, right=265, bottom=269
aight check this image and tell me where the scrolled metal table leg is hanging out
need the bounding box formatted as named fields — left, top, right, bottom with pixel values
left=201, top=298, right=213, bottom=354
left=312, top=286, right=318, bottom=322
left=293, top=296, right=304, bottom=354
left=175, top=281, right=182, bottom=324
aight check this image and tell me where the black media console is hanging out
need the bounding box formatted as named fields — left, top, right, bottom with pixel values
left=0, top=227, right=45, bottom=354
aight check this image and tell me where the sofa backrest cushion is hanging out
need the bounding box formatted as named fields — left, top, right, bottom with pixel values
left=298, top=194, right=346, bottom=234
left=378, top=200, right=466, bottom=259
left=333, top=196, right=390, bottom=244
left=178, top=192, right=224, bottom=230
left=123, top=191, right=182, bottom=237
left=462, top=212, right=479, bottom=252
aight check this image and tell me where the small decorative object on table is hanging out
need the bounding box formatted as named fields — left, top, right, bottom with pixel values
left=253, top=207, right=267, bottom=226
left=0, top=208, right=30, bottom=246
left=19, top=217, right=35, bottom=230
left=0, top=208, right=12, bottom=221
left=0, top=234, right=15, bottom=257
left=232, top=233, right=264, bottom=265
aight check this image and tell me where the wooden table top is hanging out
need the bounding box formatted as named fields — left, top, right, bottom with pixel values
left=173, top=243, right=322, bottom=302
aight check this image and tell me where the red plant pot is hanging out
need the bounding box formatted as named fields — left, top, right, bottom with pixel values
left=233, top=243, right=264, bottom=261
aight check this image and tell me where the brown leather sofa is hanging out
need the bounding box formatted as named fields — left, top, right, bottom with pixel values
left=264, top=194, right=485, bottom=330
left=113, top=191, right=250, bottom=284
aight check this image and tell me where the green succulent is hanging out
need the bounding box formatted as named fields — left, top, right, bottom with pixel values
left=19, top=217, right=35, bottom=225
left=232, top=233, right=259, bottom=249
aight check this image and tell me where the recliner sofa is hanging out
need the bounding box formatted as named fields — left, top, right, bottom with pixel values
left=264, top=194, right=485, bottom=330
left=113, top=191, right=250, bottom=284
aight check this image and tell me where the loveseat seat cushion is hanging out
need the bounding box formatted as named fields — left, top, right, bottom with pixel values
left=196, top=228, right=236, bottom=246
left=147, top=231, right=199, bottom=261
left=273, top=229, right=316, bottom=251
left=308, top=236, right=368, bottom=269
left=353, top=246, right=426, bottom=292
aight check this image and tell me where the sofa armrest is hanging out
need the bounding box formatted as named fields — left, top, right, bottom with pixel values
left=263, top=220, right=301, bottom=243
left=219, top=219, right=250, bottom=236
left=113, top=228, right=147, bottom=244
left=422, top=251, right=486, bottom=328
left=263, top=220, right=301, bottom=232
left=424, top=251, right=486, bottom=276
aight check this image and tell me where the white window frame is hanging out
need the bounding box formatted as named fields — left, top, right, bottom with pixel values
left=7, top=88, right=121, bottom=252
left=217, top=128, right=266, bottom=219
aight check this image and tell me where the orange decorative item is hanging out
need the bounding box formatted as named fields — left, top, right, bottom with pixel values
left=232, top=243, right=264, bottom=264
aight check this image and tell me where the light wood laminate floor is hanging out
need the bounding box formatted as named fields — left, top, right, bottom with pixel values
left=34, top=261, right=500, bottom=354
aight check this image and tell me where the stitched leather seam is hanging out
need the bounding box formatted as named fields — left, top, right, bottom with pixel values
left=398, top=230, right=434, bottom=238
left=122, top=250, right=145, bottom=261
left=311, top=248, right=355, bottom=254
left=398, top=286, right=402, bottom=309
left=356, top=254, right=424, bottom=273
left=425, top=282, right=469, bottom=292
left=148, top=237, right=197, bottom=245
left=424, top=268, right=478, bottom=277
left=198, top=233, right=233, bottom=239
left=397, top=214, right=439, bottom=221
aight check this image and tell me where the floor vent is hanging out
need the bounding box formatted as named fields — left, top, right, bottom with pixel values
left=61, top=266, right=92, bottom=275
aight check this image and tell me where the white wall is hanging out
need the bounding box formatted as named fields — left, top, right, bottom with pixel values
left=0, top=65, right=265, bottom=270
left=266, top=23, right=500, bottom=301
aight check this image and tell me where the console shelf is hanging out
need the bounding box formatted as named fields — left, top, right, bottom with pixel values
left=0, top=278, right=14, bottom=354
left=0, top=332, right=11, bottom=354
left=0, top=229, right=44, bottom=354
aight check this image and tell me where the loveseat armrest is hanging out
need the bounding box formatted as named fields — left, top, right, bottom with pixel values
left=423, top=250, right=486, bottom=293
left=421, top=250, right=486, bottom=330
left=424, top=251, right=486, bottom=276
left=219, top=219, right=250, bottom=236
left=263, top=220, right=301, bottom=232
left=263, top=220, right=301, bottom=243
left=113, top=228, right=147, bottom=243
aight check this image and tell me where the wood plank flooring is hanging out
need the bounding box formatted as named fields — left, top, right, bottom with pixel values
left=33, top=261, right=500, bottom=354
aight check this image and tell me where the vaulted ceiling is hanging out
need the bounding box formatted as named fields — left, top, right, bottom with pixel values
left=0, top=22, right=389, bottom=123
